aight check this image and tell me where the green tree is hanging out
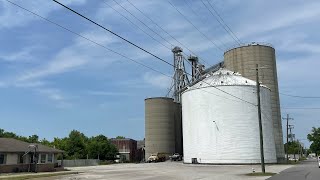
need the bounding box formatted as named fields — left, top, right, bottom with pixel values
left=52, top=137, right=68, bottom=150
left=0, top=129, right=18, bottom=138
left=40, top=138, right=52, bottom=146
left=284, top=141, right=301, bottom=154
left=66, top=130, right=88, bottom=159
left=28, top=135, right=39, bottom=143
left=87, top=135, right=118, bottom=160
left=116, top=136, right=125, bottom=139
left=307, top=127, right=320, bottom=155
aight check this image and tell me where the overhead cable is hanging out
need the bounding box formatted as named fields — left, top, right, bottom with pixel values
left=126, top=0, right=210, bottom=66
left=53, top=0, right=257, bottom=106
left=5, top=0, right=171, bottom=79
left=7, top=0, right=253, bottom=106
left=182, top=0, right=229, bottom=48
left=202, top=0, right=242, bottom=45
left=200, top=0, right=241, bottom=45
left=104, top=1, right=171, bottom=50
left=280, top=93, right=320, bottom=99
left=52, top=0, right=173, bottom=67
left=167, top=0, right=224, bottom=52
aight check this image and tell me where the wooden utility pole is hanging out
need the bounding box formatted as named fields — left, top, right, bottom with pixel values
left=255, top=64, right=265, bottom=173
left=282, top=114, right=293, bottom=163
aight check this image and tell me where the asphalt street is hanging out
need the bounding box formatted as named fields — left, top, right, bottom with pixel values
left=268, top=159, right=320, bottom=180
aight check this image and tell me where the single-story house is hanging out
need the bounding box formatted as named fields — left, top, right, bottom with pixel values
left=0, top=138, right=64, bottom=173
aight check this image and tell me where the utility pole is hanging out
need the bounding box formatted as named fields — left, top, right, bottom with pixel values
left=255, top=64, right=265, bottom=174
left=282, top=114, right=293, bottom=163
left=288, top=125, right=295, bottom=161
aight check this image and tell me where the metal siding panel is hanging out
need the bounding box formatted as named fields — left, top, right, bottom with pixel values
left=182, top=85, right=276, bottom=164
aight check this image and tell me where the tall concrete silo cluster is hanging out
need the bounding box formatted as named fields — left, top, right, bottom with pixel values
left=144, top=98, right=182, bottom=159
left=223, top=43, right=284, bottom=162
left=144, top=43, right=284, bottom=164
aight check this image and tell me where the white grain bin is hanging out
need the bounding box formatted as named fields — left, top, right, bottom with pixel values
left=182, top=68, right=277, bottom=164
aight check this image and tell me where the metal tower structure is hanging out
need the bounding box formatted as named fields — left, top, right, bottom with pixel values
left=172, top=46, right=189, bottom=103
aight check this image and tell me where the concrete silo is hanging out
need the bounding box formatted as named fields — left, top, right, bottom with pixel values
left=224, top=43, right=284, bottom=162
left=174, top=102, right=183, bottom=155
left=145, top=97, right=180, bottom=160
left=182, top=69, right=277, bottom=164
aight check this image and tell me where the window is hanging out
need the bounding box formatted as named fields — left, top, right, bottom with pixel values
left=47, top=154, right=53, bottom=163
left=40, top=154, right=46, bottom=163
left=0, top=154, right=6, bottom=164
left=18, top=154, right=24, bottom=164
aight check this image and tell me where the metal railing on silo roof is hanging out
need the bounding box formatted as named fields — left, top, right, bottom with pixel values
left=224, top=42, right=274, bottom=54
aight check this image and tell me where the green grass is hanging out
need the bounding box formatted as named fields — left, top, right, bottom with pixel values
left=0, top=171, right=78, bottom=180
left=299, top=157, right=307, bottom=161
left=245, top=172, right=276, bottom=176
left=287, top=160, right=300, bottom=164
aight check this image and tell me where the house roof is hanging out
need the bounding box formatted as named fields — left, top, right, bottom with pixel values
left=0, top=138, right=64, bottom=153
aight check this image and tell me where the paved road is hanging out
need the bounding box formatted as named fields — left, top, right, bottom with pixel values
left=268, top=159, right=320, bottom=180
left=35, top=162, right=292, bottom=180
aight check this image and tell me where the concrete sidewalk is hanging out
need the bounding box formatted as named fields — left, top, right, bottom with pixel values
left=0, top=171, right=79, bottom=179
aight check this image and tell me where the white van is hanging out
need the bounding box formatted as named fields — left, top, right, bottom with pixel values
left=318, top=156, right=320, bottom=168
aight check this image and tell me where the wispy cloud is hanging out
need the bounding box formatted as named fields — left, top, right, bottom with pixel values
left=143, top=72, right=172, bottom=89
left=0, top=0, right=87, bottom=29
left=87, top=90, right=130, bottom=96
left=13, top=81, right=46, bottom=88
left=0, top=81, right=6, bottom=88
left=0, top=46, right=36, bottom=62
left=17, top=50, right=88, bottom=81
left=236, top=1, right=320, bottom=39
left=16, top=29, right=121, bottom=82
left=36, top=88, right=72, bottom=109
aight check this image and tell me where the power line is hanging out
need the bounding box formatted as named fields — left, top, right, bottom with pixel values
left=182, top=0, right=230, bottom=49
left=167, top=0, right=224, bottom=52
left=106, top=0, right=205, bottom=71
left=52, top=0, right=172, bottom=67
left=200, top=0, right=241, bottom=45
left=5, top=0, right=171, bottom=79
left=126, top=0, right=210, bottom=66
left=52, top=0, right=257, bottom=106
left=280, top=93, right=320, bottom=99
left=204, top=0, right=241, bottom=44
left=104, top=1, right=171, bottom=50
left=8, top=0, right=256, bottom=107
left=111, top=0, right=202, bottom=68
left=281, top=107, right=320, bottom=110
left=112, top=0, right=174, bottom=49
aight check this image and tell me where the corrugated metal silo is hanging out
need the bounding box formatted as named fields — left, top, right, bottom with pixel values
left=182, top=69, right=277, bottom=164
left=224, top=43, right=284, bottom=162
left=145, top=97, right=176, bottom=160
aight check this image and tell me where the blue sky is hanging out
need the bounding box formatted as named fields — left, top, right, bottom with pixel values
left=0, top=0, right=319, bottom=147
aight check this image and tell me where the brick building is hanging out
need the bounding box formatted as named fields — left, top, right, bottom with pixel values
left=110, top=138, right=137, bottom=162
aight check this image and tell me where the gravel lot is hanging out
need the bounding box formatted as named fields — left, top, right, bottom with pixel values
left=39, top=162, right=293, bottom=180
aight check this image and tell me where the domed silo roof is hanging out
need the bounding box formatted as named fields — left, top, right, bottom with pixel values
left=182, top=68, right=276, bottom=164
